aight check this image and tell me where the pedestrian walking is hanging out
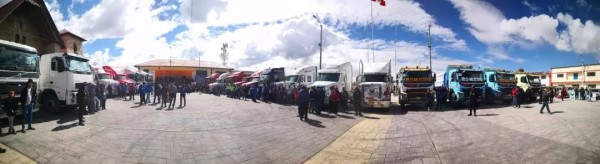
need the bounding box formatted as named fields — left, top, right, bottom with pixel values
left=154, top=83, right=162, bottom=104
left=540, top=88, right=552, bottom=114
left=179, top=84, right=187, bottom=107
left=468, top=85, right=479, bottom=117
left=352, top=86, right=363, bottom=116
left=20, top=79, right=36, bottom=132
left=329, top=87, right=340, bottom=115
left=3, top=91, right=19, bottom=134
left=298, top=86, right=310, bottom=121
left=76, top=84, right=86, bottom=126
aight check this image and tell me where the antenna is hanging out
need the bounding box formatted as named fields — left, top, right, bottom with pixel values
left=428, top=22, right=432, bottom=71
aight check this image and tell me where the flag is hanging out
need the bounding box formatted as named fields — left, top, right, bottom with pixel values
left=372, top=0, right=386, bottom=6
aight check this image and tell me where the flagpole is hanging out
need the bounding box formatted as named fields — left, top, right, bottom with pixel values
left=371, top=0, right=374, bottom=63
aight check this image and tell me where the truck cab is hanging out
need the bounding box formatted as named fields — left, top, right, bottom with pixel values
left=39, top=52, right=94, bottom=113
left=515, top=72, right=542, bottom=102
left=0, top=39, right=38, bottom=102
left=483, top=68, right=517, bottom=104
left=396, top=66, right=435, bottom=108
left=312, top=62, right=353, bottom=104
left=443, top=64, right=485, bottom=107
left=275, top=66, right=317, bottom=89
left=93, top=68, right=119, bottom=95
left=259, top=67, right=285, bottom=86
left=356, top=61, right=392, bottom=109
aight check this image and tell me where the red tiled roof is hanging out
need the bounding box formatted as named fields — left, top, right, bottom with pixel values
left=135, top=59, right=233, bottom=70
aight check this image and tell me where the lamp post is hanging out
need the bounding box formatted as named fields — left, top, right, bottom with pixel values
left=313, top=15, right=323, bottom=69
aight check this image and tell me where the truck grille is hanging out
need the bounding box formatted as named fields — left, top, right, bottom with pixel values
left=406, top=89, right=427, bottom=98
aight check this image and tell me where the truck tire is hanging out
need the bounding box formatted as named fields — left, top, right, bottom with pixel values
left=41, top=93, right=60, bottom=114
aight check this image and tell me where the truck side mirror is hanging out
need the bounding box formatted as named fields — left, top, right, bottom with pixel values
left=57, top=58, right=66, bottom=72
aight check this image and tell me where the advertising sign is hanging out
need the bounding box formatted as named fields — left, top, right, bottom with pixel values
left=460, top=77, right=483, bottom=82
left=404, top=77, right=432, bottom=82
left=363, top=86, right=381, bottom=102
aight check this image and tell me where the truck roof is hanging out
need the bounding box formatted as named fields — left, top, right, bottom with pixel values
left=483, top=68, right=512, bottom=73
left=400, top=66, right=430, bottom=71
left=363, top=62, right=390, bottom=74
left=0, top=39, right=37, bottom=53
left=446, top=64, right=473, bottom=70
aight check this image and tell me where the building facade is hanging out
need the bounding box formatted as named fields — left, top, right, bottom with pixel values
left=550, top=64, right=600, bottom=88
left=135, top=59, right=234, bottom=81
left=0, top=0, right=65, bottom=55
left=57, top=29, right=86, bottom=56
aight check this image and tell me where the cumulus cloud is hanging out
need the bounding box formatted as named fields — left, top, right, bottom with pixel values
left=555, top=13, right=600, bottom=57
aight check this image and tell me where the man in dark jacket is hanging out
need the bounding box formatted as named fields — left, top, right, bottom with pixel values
left=353, top=86, right=363, bottom=116
left=468, top=85, right=479, bottom=117
left=309, top=87, right=317, bottom=114
left=580, top=87, right=585, bottom=100
left=298, top=86, right=310, bottom=121
left=98, top=83, right=106, bottom=110
left=154, top=83, right=162, bottom=104
left=316, top=87, right=325, bottom=115
left=161, top=82, right=169, bottom=108
left=540, top=88, right=552, bottom=114
left=340, top=88, right=349, bottom=113
left=139, top=82, right=146, bottom=106
left=574, top=87, right=580, bottom=100
left=76, top=83, right=87, bottom=126
left=179, top=84, right=187, bottom=107
left=20, top=79, right=36, bottom=132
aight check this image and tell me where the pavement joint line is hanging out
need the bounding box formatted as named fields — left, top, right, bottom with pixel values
left=302, top=115, right=366, bottom=164
left=418, top=112, right=443, bottom=164
left=0, top=142, right=38, bottom=164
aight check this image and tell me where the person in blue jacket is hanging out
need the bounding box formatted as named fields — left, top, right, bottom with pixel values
left=138, top=82, right=146, bottom=106
left=251, top=84, right=258, bottom=102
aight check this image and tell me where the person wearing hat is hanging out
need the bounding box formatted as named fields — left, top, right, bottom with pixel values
left=20, top=79, right=36, bottom=132
left=3, top=91, right=19, bottom=134
left=297, top=85, right=310, bottom=121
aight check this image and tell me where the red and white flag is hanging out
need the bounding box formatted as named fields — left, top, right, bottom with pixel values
left=372, top=0, right=386, bottom=6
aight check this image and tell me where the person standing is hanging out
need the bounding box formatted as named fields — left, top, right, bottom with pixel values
left=139, top=82, right=146, bottom=106
left=145, top=83, right=152, bottom=103
left=20, top=79, right=36, bottom=132
left=3, top=91, right=19, bottom=134
left=169, top=82, right=177, bottom=109
left=309, top=87, right=317, bottom=114
left=161, top=82, right=169, bottom=108
left=540, top=88, right=552, bottom=114
left=179, top=84, right=187, bottom=107
left=511, top=86, right=518, bottom=108
left=561, top=87, right=567, bottom=101
left=516, top=86, right=524, bottom=108
left=298, top=86, right=310, bottom=121
left=316, top=87, right=325, bottom=115
left=549, top=87, right=555, bottom=103
left=76, top=84, right=87, bottom=126
left=467, top=85, right=479, bottom=117
left=154, top=83, right=162, bottom=104
left=435, top=87, right=445, bottom=111
left=107, top=84, right=113, bottom=99
left=251, top=84, right=258, bottom=102
left=330, top=87, right=340, bottom=115
left=574, top=87, right=579, bottom=100
left=426, top=88, right=435, bottom=111
left=98, top=84, right=106, bottom=110
left=352, top=86, right=363, bottom=116
left=579, top=87, right=585, bottom=100
left=341, top=88, right=349, bottom=113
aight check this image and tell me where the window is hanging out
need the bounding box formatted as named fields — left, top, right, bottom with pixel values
left=574, top=73, right=579, bottom=80
left=307, top=76, right=312, bottom=82
left=588, top=72, right=596, bottom=77
left=589, top=84, right=596, bottom=88
left=73, top=43, right=78, bottom=53
left=51, top=58, right=57, bottom=71
left=520, top=76, right=527, bottom=83
left=541, top=75, right=546, bottom=79
left=15, top=34, right=20, bottom=43
left=557, top=73, right=564, bottom=78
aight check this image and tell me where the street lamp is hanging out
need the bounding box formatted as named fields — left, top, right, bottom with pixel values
left=313, top=15, right=323, bottom=69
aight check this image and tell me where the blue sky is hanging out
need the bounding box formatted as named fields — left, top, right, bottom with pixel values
left=43, top=0, right=600, bottom=73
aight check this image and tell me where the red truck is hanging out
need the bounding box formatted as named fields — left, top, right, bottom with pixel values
left=102, top=66, right=135, bottom=84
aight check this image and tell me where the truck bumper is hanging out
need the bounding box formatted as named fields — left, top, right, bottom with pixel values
left=362, top=101, right=391, bottom=108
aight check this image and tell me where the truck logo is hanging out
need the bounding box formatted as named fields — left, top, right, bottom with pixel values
left=405, top=77, right=431, bottom=82
left=460, top=77, right=483, bottom=82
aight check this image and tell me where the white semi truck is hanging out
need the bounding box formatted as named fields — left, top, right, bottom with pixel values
left=275, top=66, right=318, bottom=89
left=0, top=39, right=38, bottom=102
left=356, top=61, right=393, bottom=109
left=38, top=52, right=94, bottom=113
left=312, top=62, right=353, bottom=105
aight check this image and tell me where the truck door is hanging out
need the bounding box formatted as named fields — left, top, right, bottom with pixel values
left=49, top=57, right=67, bottom=100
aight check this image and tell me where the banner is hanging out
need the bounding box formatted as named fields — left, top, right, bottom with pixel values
left=404, top=77, right=432, bottom=82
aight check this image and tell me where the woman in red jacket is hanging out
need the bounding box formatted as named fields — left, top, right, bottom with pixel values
left=329, top=86, right=340, bottom=115
left=511, top=87, right=518, bottom=108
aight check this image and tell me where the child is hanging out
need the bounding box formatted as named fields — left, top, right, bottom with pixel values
left=3, top=91, right=19, bottom=134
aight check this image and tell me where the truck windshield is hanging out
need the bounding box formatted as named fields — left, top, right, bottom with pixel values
left=66, top=57, right=92, bottom=74
left=286, top=75, right=299, bottom=83
left=527, top=76, right=541, bottom=83
left=317, top=73, right=340, bottom=82
left=459, top=71, right=484, bottom=82
left=364, top=74, right=386, bottom=82
left=497, top=73, right=516, bottom=83
left=402, top=71, right=432, bottom=83
left=116, top=75, right=127, bottom=80
left=0, top=47, right=38, bottom=75
left=98, top=74, right=112, bottom=80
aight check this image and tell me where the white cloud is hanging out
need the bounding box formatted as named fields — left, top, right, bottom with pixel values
left=555, top=13, right=600, bottom=58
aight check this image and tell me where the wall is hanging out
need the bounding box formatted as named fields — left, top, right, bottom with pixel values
left=551, top=65, right=600, bottom=88
left=0, top=6, right=59, bottom=54
left=137, top=66, right=232, bottom=81
left=56, top=34, right=84, bottom=56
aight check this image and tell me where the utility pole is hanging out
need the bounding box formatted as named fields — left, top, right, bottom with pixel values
left=371, top=0, right=374, bottom=62
left=428, top=23, right=432, bottom=69
left=313, top=15, right=323, bottom=69
left=581, top=54, right=585, bottom=87
left=394, top=25, right=397, bottom=74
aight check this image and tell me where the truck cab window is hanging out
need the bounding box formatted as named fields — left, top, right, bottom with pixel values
left=520, top=76, right=527, bottom=83
left=51, top=59, right=57, bottom=71
left=489, top=75, right=496, bottom=82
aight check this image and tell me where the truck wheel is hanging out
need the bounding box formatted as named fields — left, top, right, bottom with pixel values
left=41, top=93, right=60, bottom=114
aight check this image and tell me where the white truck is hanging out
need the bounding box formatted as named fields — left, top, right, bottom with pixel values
left=209, top=72, right=232, bottom=93
left=356, top=61, right=393, bottom=109
left=275, top=66, right=317, bottom=89
left=38, top=52, right=94, bottom=113
left=0, top=39, right=38, bottom=102
left=93, top=67, right=119, bottom=95
left=312, top=62, right=353, bottom=105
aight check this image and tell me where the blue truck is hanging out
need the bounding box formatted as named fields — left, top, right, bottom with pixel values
left=483, top=68, right=517, bottom=104
left=442, top=64, right=485, bottom=107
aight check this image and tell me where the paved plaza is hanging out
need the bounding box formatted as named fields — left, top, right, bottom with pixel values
left=1, top=94, right=599, bottom=164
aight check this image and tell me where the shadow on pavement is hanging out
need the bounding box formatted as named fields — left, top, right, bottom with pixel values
left=305, top=119, right=325, bottom=128
left=51, top=123, right=79, bottom=131
left=336, top=115, right=355, bottom=119
left=551, top=111, right=564, bottom=114
left=363, top=116, right=380, bottom=119
left=130, top=106, right=141, bottom=108
left=477, top=114, right=499, bottom=116
left=314, top=114, right=336, bottom=119
left=522, top=105, right=534, bottom=108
